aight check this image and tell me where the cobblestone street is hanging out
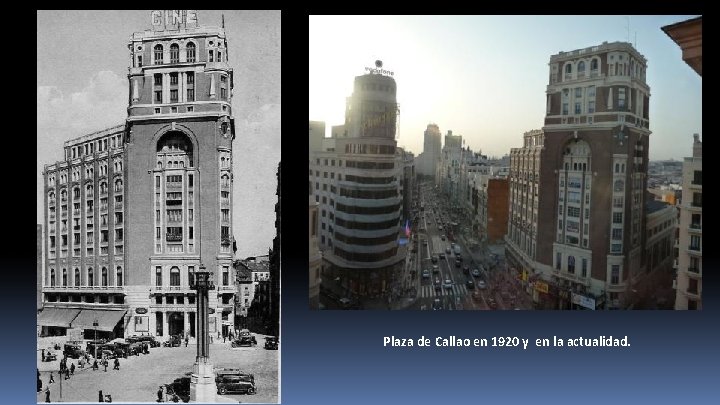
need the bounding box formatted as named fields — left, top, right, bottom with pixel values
left=37, top=339, right=278, bottom=403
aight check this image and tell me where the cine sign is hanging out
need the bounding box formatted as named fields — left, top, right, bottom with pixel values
left=151, top=10, right=198, bottom=30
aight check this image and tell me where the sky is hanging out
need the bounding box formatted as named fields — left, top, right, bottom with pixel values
left=309, top=15, right=702, bottom=160
left=37, top=10, right=281, bottom=259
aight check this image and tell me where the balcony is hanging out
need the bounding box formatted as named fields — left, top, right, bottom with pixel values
left=688, top=245, right=702, bottom=256
left=689, top=223, right=702, bottom=233
left=686, top=287, right=700, bottom=299
left=166, top=234, right=183, bottom=242
left=115, top=202, right=123, bottom=209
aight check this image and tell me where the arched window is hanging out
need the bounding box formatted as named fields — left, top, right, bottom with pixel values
left=86, top=185, right=93, bottom=197
left=591, top=59, right=598, bottom=71
left=221, top=174, right=230, bottom=188
left=88, top=268, right=94, bottom=286
left=154, top=44, right=163, bottom=64
left=62, top=269, right=67, bottom=286
left=50, top=269, right=56, bottom=287
left=186, top=42, right=196, bottom=62
left=102, top=267, right=108, bottom=286
left=61, top=189, right=67, bottom=201
left=115, top=179, right=123, bottom=193
left=577, top=61, right=585, bottom=75
left=73, top=187, right=80, bottom=200
left=156, top=266, right=162, bottom=286
left=565, top=63, right=572, bottom=74
left=614, top=180, right=624, bottom=192
left=74, top=268, right=80, bottom=286
left=170, top=266, right=180, bottom=286
left=170, top=43, right=179, bottom=63
left=49, top=191, right=55, bottom=201
left=116, top=266, right=123, bottom=286
left=100, top=181, right=107, bottom=194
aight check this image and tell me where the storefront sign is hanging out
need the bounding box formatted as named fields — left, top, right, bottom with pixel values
left=151, top=10, right=198, bottom=30
left=135, top=307, right=148, bottom=314
left=571, top=292, right=596, bottom=310
left=534, top=281, right=549, bottom=294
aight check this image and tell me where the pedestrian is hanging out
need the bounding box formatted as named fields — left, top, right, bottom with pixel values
left=64, top=368, right=70, bottom=380
left=114, top=358, right=120, bottom=370
left=184, top=336, right=188, bottom=347
left=70, top=363, right=75, bottom=375
left=223, top=334, right=226, bottom=343
left=45, top=386, right=51, bottom=403
left=48, top=372, right=55, bottom=384
left=99, top=389, right=104, bottom=402
left=103, top=359, right=108, bottom=372
left=157, top=386, right=164, bottom=402
left=92, top=360, right=98, bottom=370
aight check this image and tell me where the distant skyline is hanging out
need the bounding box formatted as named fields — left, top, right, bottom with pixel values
left=309, top=15, right=702, bottom=160
left=37, top=10, right=280, bottom=258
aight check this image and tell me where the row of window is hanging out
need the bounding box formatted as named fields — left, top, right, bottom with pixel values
left=151, top=43, right=197, bottom=65
left=66, top=134, right=123, bottom=161
left=48, top=266, right=123, bottom=287
left=333, top=246, right=398, bottom=263
left=153, top=265, right=231, bottom=287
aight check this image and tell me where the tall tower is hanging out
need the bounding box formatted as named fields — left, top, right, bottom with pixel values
left=535, top=41, right=651, bottom=309
left=422, top=123, right=441, bottom=177
left=309, top=63, right=404, bottom=300
left=125, top=10, right=236, bottom=338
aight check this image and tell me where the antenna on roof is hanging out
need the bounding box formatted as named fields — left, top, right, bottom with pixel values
left=222, top=14, right=225, bottom=28
left=625, top=16, right=630, bottom=43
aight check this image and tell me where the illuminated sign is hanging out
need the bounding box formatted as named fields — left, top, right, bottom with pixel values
left=571, top=292, right=596, bottom=310
left=365, top=59, right=394, bottom=76
left=151, top=10, right=198, bottom=30
left=534, top=281, right=549, bottom=294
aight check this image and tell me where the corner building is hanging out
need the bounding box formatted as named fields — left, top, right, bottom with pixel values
left=309, top=71, right=404, bottom=297
left=507, top=42, right=651, bottom=309
left=41, top=12, right=236, bottom=340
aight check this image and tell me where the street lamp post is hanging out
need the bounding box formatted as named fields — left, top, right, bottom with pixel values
left=190, top=266, right=216, bottom=402
left=93, top=320, right=99, bottom=359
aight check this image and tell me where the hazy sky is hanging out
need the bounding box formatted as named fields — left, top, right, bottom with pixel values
left=37, top=10, right=280, bottom=258
left=309, top=15, right=702, bottom=160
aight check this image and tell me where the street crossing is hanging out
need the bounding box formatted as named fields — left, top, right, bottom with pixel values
left=419, top=283, right=468, bottom=298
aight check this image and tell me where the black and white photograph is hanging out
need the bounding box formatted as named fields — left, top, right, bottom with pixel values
left=37, top=10, right=280, bottom=403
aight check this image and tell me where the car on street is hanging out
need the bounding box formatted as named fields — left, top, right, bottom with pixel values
left=264, top=336, right=278, bottom=350
left=441, top=235, right=446, bottom=241
left=434, top=277, right=441, bottom=286
left=422, top=269, right=430, bottom=279
left=477, top=280, right=487, bottom=289
left=232, top=336, right=255, bottom=347
left=216, top=371, right=256, bottom=395
left=439, top=252, right=445, bottom=259
left=466, top=279, right=475, bottom=289
left=463, top=265, right=469, bottom=273
left=445, top=247, right=451, bottom=254
left=455, top=259, right=461, bottom=268
left=431, top=255, right=438, bottom=263
left=432, top=298, right=443, bottom=310
left=471, top=268, right=480, bottom=277
left=432, top=265, right=439, bottom=273
left=63, top=343, right=85, bottom=359
left=443, top=279, right=453, bottom=289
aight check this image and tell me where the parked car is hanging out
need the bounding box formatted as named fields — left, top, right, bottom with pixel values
left=43, top=351, right=57, bottom=362
left=63, top=343, right=85, bottom=359
left=167, top=374, right=191, bottom=402
left=232, top=336, right=255, bottom=348
left=264, top=336, right=278, bottom=350
left=164, top=334, right=183, bottom=347
left=216, top=371, right=256, bottom=395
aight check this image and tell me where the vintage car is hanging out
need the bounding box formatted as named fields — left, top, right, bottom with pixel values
left=163, top=334, right=183, bottom=347
left=127, top=335, right=161, bottom=348
left=216, top=370, right=256, bottom=395
left=264, top=336, right=278, bottom=350
left=43, top=350, right=58, bottom=362
left=166, top=373, right=191, bottom=402
left=63, top=343, right=85, bottom=359
left=232, top=336, right=255, bottom=348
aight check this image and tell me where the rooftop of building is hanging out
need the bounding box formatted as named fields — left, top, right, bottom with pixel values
left=63, top=124, right=125, bottom=148
left=234, top=258, right=270, bottom=273
left=646, top=199, right=671, bottom=214
left=130, top=24, right=226, bottom=42
left=550, top=41, right=647, bottom=63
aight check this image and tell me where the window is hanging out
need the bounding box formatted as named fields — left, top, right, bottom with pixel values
left=612, top=228, right=622, bottom=240
left=187, top=72, right=194, bottom=85
left=567, top=256, right=575, bottom=274
left=562, top=103, right=568, bottom=115
left=575, top=102, right=581, bottom=114
left=187, top=89, right=194, bottom=101
left=577, top=61, right=585, bottom=76
left=154, top=73, right=162, bottom=85
left=611, top=265, right=620, bottom=284
left=116, top=267, right=123, bottom=286
left=170, top=44, right=179, bottom=63
left=618, top=88, right=626, bottom=109
left=690, top=235, right=701, bottom=251
left=170, top=72, right=178, bottom=85
left=613, top=180, right=624, bottom=192
left=209, top=50, right=213, bottom=62
left=186, top=43, right=196, bottom=62
left=170, top=90, right=178, bottom=102
left=155, top=91, right=162, bottom=102
left=187, top=106, right=193, bottom=113
left=221, top=75, right=227, bottom=83
left=50, top=269, right=56, bottom=286
left=155, top=107, right=161, bottom=114
left=581, top=259, right=587, bottom=277
left=588, top=101, right=595, bottom=114
left=591, top=59, right=598, bottom=71
left=565, top=63, right=572, bottom=75
left=567, top=206, right=580, bottom=217
left=221, top=174, right=230, bottom=187
left=223, top=266, right=229, bottom=285
left=613, top=212, right=623, bottom=224
left=221, top=226, right=230, bottom=239
left=101, top=230, right=108, bottom=243
left=156, top=266, right=162, bottom=286
left=556, top=253, right=561, bottom=270
left=170, top=267, right=180, bottom=286
left=115, top=229, right=123, bottom=241
left=575, top=87, right=582, bottom=98
left=188, top=266, right=195, bottom=287
left=102, top=267, right=108, bottom=286
left=222, top=209, right=229, bottom=222
left=87, top=268, right=93, bottom=286
left=154, top=44, right=163, bottom=64
left=221, top=88, right=227, bottom=99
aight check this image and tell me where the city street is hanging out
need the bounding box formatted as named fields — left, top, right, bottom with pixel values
left=37, top=337, right=278, bottom=403
left=404, top=181, right=533, bottom=311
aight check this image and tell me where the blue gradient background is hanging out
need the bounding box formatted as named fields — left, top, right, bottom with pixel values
left=18, top=6, right=715, bottom=405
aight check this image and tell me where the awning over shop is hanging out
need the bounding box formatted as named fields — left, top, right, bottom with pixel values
left=37, top=308, right=81, bottom=328
left=71, top=309, right=127, bottom=332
